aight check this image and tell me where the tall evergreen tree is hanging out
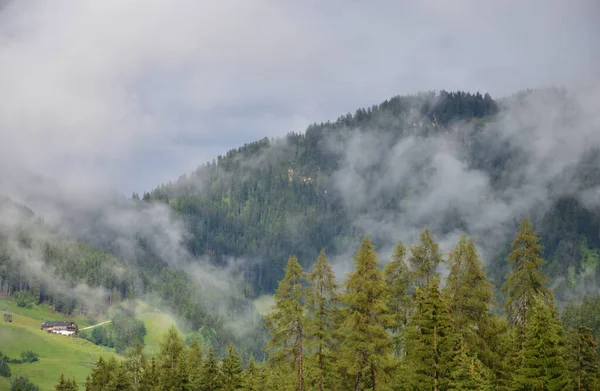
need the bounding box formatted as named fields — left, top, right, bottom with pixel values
left=447, top=339, right=493, bottom=391
left=157, top=325, right=187, bottom=390
left=188, top=339, right=204, bottom=391
left=408, top=227, right=442, bottom=289
left=510, top=301, right=571, bottom=391
left=305, top=249, right=340, bottom=391
left=404, top=277, right=456, bottom=391
left=199, top=347, right=223, bottom=391
left=384, top=240, right=413, bottom=357
left=338, top=237, right=392, bottom=391
left=138, top=356, right=159, bottom=391
left=443, top=235, right=496, bottom=370
left=222, top=343, right=244, bottom=390
left=242, top=355, right=264, bottom=391
left=502, top=218, right=552, bottom=346
left=124, top=341, right=147, bottom=389
left=571, top=326, right=600, bottom=391
left=265, top=255, right=306, bottom=390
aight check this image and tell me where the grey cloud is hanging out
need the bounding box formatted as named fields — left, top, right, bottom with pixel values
left=325, top=84, right=600, bottom=283
left=0, top=0, right=597, bottom=194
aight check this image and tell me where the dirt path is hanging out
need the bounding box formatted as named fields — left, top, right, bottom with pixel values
left=80, top=320, right=111, bottom=330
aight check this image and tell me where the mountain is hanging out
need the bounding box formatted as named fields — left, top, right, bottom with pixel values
left=2, top=87, right=599, bottom=365
left=145, top=88, right=600, bottom=302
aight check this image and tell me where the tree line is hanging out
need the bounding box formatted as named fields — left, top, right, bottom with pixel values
left=52, top=217, right=600, bottom=390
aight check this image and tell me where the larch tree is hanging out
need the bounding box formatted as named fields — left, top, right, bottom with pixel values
left=305, top=249, right=340, bottom=391
left=408, top=227, right=442, bottom=289
left=383, top=239, right=413, bottom=357
left=502, top=218, right=552, bottom=348
left=338, top=237, right=392, bottom=391
left=265, top=255, right=306, bottom=391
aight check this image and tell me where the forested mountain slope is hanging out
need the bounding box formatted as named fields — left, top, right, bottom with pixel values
left=146, top=88, right=600, bottom=301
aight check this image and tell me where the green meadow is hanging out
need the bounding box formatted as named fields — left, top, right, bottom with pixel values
left=0, top=298, right=183, bottom=390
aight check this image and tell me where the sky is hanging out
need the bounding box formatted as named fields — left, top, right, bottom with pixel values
left=0, top=0, right=598, bottom=195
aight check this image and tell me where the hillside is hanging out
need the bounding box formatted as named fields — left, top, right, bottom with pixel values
left=0, top=298, right=118, bottom=390
left=145, top=88, right=600, bottom=303
left=0, top=195, right=267, bottom=360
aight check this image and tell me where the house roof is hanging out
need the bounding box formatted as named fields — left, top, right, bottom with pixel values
left=41, top=321, right=76, bottom=327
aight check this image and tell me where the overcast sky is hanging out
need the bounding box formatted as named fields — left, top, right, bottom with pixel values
left=0, top=0, right=598, bottom=195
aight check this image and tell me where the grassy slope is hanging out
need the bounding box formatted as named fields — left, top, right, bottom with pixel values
left=0, top=298, right=118, bottom=391
left=0, top=298, right=184, bottom=390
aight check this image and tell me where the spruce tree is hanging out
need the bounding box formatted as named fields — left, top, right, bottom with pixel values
left=10, top=376, right=40, bottom=391
left=242, top=355, right=264, bottom=391
left=188, top=339, right=204, bottom=391
left=408, top=227, right=442, bottom=289
left=265, top=255, right=306, bottom=390
left=447, top=339, right=493, bottom=391
left=124, top=341, right=147, bottom=389
left=511, top=301, right=571, bottom=391
left=502, top=218, right=552, bottom=346
left=338, top=237, right=392, bottom=391
left=444, top=235, right=496, bottom=371
left=222, top=343, right=243, bottom=390
left=305, top=249, right=340, bottom=391
left=383, top=240, right=413, bottom=357
left=0, top=352, right=11, bottom=378
left=199, top=347, right=223, bottom=391
left=404, top=277, right=456, bottom=391
left=54, top=374, right=78, bottom=391
left=572, top=326, right=600, bottom=391
left=157, top=325, right=187, bottom=390
left=138, top=356, right=159, bottom=391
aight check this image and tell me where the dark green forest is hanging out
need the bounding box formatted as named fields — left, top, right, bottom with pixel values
left=50, top=220, right=600, bottom=390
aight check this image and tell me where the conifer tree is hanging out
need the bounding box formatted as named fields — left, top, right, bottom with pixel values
left=265, top=255, right=306, bottom=390
left=305, top=249, right=340, bottom=391
left=222, top=343, right=244, bottom=390
left=86, top=356, right=118, bottom=390
left=447, top=339, right=493, bottom=391
left=157, top=325, right=187, bottom=390
left=242, top=355, right=264, bottom=391
left=502, top=218, right=552, bottom=346
left=404, top=277, right=455, bottom=391
left=408, top=227, right=442, bottom=289
left=0, top=352, right=11, bottom=378
left=108, top=364, right=133, bottom=391
left=338, top=237, right=392, bottom=391
left=199, top=346, right=223, bottom=391
left=444, top=235, right=496, bottom=370
left=138, top=356, right=159, bottom=391
left=54, top=374, right=78, bottom=391
left=124, top=341, right=147, bottom=389
left=384, top=240, right=412, bottom=357
left=511, top=301, right=571, bottom=391
left=571, top=326, right=600, bottom=391
left=188, top=339, right=204, bottom=391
